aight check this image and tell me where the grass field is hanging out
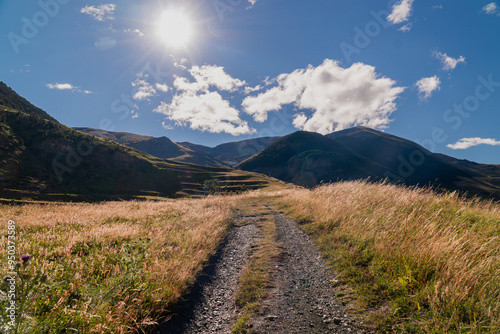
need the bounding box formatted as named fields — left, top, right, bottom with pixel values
left=0, top=197, right=238, bottom=333
left=1, top=181, right=499, bottom=333
left=279, top=181, right=500, bottom=333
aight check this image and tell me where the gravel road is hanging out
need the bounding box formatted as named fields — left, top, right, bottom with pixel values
left=249, top=213, right=368, bottom=334
left=159, top=211, right=369, bottom=334
left=158, top=216, right=259, bottom=334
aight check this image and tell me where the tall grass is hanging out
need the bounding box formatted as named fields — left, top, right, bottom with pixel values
left=0, top=197, right=237, bottom=333
left=280, top=181, right=500, bottom=333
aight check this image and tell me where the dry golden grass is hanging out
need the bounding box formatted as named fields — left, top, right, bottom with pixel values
left=0, top=196, right=237, bottom=333
left=279, top=181, right=500, bottom=333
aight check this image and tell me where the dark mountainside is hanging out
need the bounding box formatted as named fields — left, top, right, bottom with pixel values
left=74, top=128, right=225, bottom=168
left=0, top=81, right=58, bottom=123
left=0, top=83, right=276, bottom=201
left=238, top=128, right=500, bottom=200
left=180, top=136, right=281, bottom=167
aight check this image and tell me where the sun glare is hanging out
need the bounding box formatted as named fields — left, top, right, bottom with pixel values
left=156, top=9, right=193, bottom=49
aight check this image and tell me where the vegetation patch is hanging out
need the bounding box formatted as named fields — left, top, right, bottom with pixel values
left=0, top=197, right=237, bottom=333
left=279, top=181, right=500, bottom=333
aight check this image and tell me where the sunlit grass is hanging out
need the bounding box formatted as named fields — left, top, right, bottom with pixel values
left=279, top=181, right=500, bottom=333
left=1, top=181, right=498, bottom=333
left=0, top=197, right=237, bottom=333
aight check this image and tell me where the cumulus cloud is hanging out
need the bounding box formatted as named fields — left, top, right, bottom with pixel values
left=244, top=85, right=263, bottom=94
left=433, top=51, right=466, bottom=71
left=130, top=73, right=170, bottom=100
left=482, top=2, right=498, bottom=14
left=242, top=59, right=405, bottom=135
left=387, top=0, right=414, bottom=25
left=156, top=83, right=170, bottom=93
left=415, top=75, right=441, bottom=100
left=447, top=137, right=500, bottom=150
left=46, top=83, right=92, bottom=94
left=132, top=77, right=157, bottom=101
left=156, top=64, right=254, bottom=135
left=80, top=4, right=116, bottom=21
left=154, top=92, right=254, bottom=135
left=174, top=65, right=246, bottom=93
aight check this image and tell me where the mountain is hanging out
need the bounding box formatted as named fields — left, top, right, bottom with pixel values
left=74, top=128, right=225, bottom=168
left=75, top=128, right=279, bottom=168
left=180, top=136, right=281, bottom=167
left=238, top=128, right=500, bottom=200
left=0, top=85, right=278, bottom=202
left=0, top=82, right=58, bottom=122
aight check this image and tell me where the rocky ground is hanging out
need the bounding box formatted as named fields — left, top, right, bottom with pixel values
left=159, top=210, right=370, bottom=334
left=158, top=216, right=260, bottom=333
left=249, top=213, right=369, bottom=333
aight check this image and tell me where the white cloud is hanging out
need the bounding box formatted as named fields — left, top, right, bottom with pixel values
left=124, top=29, right=144, bottom=37
left=387, top=0, right=414, bottom=25
left=156, top=63, right=254, bottom=135
left=247, top=0, right=257, bottom=8
left=156, top=83, right=170, bottom=93
left=242, top=59, right=405, bottom=135
left=175, top=65, right=246, bottom=93
left=482, top=2, right=498, bottom=14
left=154, top=91, right=255, bottom=135
left=415, top=75, right=441, bottom=100
left=47, top=83, right=75, bottom=90
left=132, top=77, right=157, bottom=101
left=432, top=5, right=443, bottom=9
left=399, top=23, right=412, bottom=32
left=433, top=51, right=466, bottom=71
left=447, top=137, right=500, bottom=150
left=244, top=85, right=263, bottom=94
left=80, top=4, right=116, bottom=22
left=46, top=83, right=93, bottom=94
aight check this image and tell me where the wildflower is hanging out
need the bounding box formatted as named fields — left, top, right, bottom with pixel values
left=21, top=254, right=32, bottom=263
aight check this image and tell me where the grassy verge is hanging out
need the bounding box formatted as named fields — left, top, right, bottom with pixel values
left=0, top=197, right=237, bottom=333
left=279, top=181, right=500, bottom=333
left=232, top=196, right=282, bottom=334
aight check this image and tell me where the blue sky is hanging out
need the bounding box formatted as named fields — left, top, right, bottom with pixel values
left=1, top=0, right=500, bottom=163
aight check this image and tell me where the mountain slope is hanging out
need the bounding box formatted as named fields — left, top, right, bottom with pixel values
left=238, top=131, right=392, bottom=187
left=0, top=82, right=58, bottom=123
left=239, top=128, right=500, bottom=200
left=0, top=87, right=278, bottom=202
left=74, top=127, right=225, bottom=168
left=180, top=136, right=281, bottom=167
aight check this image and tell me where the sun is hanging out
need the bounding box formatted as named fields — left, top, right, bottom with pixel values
left=156, top=9, right=194, bottom=49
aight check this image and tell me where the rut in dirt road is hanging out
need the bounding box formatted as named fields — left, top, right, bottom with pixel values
left=250, top=213, right=369, bottom=334
left=158, top=216, right=259, bottom=334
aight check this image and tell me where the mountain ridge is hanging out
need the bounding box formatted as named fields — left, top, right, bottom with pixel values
left=238, top=128, right=500, bottom=200
left=74, top=127, right=226, bottom=168
left=0, top=85, right=279, bottom=201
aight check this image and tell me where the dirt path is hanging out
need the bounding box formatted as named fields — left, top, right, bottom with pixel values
left=159, top=208, right=368, bottom=333
left=249, top=213, right=367, bottom=333
left=158, top=216, right=259, bottom=334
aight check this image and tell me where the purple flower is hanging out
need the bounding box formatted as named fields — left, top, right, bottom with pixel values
left=21, top=254, right=32, bottom=262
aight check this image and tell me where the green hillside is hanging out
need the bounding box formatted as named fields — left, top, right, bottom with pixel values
left=0, top=84, right=278, bottom=202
